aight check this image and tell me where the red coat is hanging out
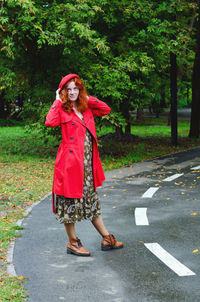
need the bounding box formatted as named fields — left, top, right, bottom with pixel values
left=45, top=96, right=111, bottom=213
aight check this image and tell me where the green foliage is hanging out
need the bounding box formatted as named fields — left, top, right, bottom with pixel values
left=0, top=0, right=197, bottom=126
left=95, top=111, right=126, bottom=134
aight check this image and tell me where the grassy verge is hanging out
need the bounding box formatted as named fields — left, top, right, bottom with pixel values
left=0, top=117, right=200, bottom=300
left=0, top=157, right=54, bottom=300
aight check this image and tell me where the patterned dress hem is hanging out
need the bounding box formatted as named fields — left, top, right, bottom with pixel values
left=56, top=212, right=101, bottom=224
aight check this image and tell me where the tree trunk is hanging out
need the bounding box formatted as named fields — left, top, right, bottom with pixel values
left=136, top=108, right=143, bottom=120
left=187, top=86, right=190, bottom=106
left=125, top=123, right=131, bottom=134
left=189, top=4, right=200, bottom=138
left=115, top=125, right=123, bottom=136
left=119, top=99, right=131, bottom=135
left=170, top=52, right=178, bottom=146
left=5, top=103, right=12, bottom=118
left=160, top=82, right=166, bottom=108
left=0, top=92, right=7, bottom=118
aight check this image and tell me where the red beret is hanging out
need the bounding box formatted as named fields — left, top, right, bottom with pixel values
left=58, top=74, right=80, bottom=91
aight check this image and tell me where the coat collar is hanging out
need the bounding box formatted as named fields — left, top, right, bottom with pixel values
left=60, top=109, right=85, bottom=125
left=60, top=109, right=97, bottom=142
left=70, top=109, right=92, bottom=126
left=72, top=111, right=85, bottom=126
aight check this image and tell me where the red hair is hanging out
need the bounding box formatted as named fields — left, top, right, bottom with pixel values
left=60, top=78, right=88, bottom=113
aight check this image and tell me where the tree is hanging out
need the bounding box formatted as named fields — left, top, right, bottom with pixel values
left=0, top=0, right=198, bottom=142
left=189, top=1, right=200, bottom=138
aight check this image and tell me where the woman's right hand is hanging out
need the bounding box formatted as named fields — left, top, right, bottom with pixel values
left=56, top=89, right=62, bottom=102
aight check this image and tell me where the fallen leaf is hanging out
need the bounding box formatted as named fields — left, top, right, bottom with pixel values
left=191, top=213, right=197, bottom=216
left=103, top=194, right=107, bottom=197
left=192, top=249, right=199, bottom=254
left=112, top=206, right=116, bottom=209
left=18, top=276, right=24, bottom=280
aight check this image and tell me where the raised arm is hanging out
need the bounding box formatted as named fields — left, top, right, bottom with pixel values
left=88, top=96, right=111, bottom=117
left=45, top=99, right=62, bottom=127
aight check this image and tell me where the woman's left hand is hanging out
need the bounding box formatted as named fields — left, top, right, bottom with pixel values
left=56, top=89, right=62, bottom=102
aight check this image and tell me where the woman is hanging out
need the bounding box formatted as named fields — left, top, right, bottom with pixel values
left=45, top=73, right=123, bottom=256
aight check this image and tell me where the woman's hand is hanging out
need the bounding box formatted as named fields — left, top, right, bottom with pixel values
left=56, top=89, right=62, bottom=102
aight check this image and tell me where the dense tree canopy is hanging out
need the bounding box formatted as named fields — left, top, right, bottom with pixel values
left=0, top=0, right=200, bottom=137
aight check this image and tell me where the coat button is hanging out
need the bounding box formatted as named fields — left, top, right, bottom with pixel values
left=70, top=137, right=73, bottom=140
left=52, top=104, right=56, bottom=108
left=95, top=99, right=98, bottom=102
left=72, top=122, right=75, bottom=125
left=70, top=150, right=73, bottom=153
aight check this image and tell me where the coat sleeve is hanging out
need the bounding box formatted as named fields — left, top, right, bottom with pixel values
left=45, top=99, right=62, bottom=127
left=88, top=96, right=111, bottom=117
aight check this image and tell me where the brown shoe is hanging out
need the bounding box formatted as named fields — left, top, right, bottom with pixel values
left=67, top=238, right=90, bottom=256
left=101, top=234, right=123, bottom=251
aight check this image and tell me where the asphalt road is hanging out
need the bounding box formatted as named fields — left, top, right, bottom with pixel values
left=14, top=147, right=200, bottom=302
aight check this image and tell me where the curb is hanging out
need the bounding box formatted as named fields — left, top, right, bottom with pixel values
left=6, top=192, right=52, bottom=277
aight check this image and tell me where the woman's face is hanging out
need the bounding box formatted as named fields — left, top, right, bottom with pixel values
left=66, top=81, right=79, bottom=102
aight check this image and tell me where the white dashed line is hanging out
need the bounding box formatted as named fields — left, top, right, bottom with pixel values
left=142, top=187, right=159, bottom=198
left=163, top=173, right=183, bottom=182
left=144, top=243, right=196, bottom=277
left=135, top=208, right=149, bottom=225
left=191, top=165, right=200, bottom=170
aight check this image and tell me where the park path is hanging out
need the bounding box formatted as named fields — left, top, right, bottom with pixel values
left=13, top=147, right=200, bottom=302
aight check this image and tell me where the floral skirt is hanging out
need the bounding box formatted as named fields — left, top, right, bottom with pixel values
left=55, top=128, right=101, bottom=224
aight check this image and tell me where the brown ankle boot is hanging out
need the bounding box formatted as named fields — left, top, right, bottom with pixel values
left=67, top=238, right=90, bottom=256
left=101, top=234, right=123, bottom=251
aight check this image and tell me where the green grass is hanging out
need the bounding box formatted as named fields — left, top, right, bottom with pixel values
left=131, top=119, right=189, bottom=137
left=0, top=274, right=27, bottom=301
left=0, top=117, right=200, bottom=301
left=96, top=118, right=190, bottom=138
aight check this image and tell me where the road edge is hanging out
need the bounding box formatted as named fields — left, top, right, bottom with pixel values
left=6, top=192, right=51, bottom=277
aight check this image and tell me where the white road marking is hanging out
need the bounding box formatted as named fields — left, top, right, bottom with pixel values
left=144, top=243, right=196, bottom=277
left=49, top=264, right=69, bottom=268
left=191, top=165, right=200, bottom=170
left=142, top=187, right=159, bottom=198
left=163, top=173, right=183, bottom=182
left=135, top=208, right=149, bottom=225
